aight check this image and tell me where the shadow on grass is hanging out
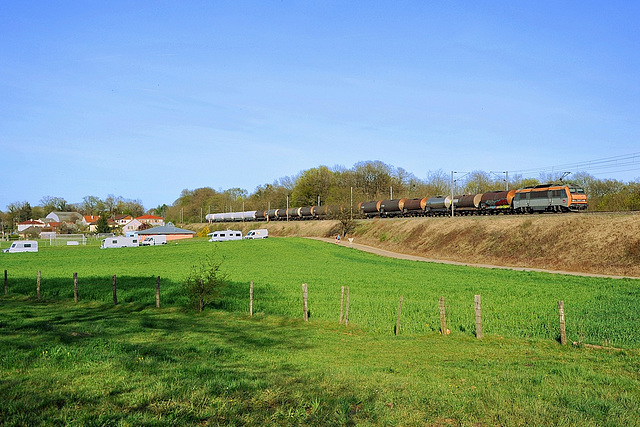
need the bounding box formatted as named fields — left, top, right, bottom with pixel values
left=3, top=275, right=286, bottom=314
left=1, top=296, right=369, bottom=425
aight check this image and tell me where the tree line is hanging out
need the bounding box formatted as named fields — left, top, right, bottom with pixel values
left=2, top=161, right=639, bottom=229
left=165, top=162, right=640, bottom=224
left=1, top=195, right=145, bottom=231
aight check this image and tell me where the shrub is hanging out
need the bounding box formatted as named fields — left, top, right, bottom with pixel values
left=197, top=225, right=210, bottom=238
left=182, top=254, right=227, bottom=312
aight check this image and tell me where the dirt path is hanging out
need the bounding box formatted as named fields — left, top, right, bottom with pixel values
left=308, top=237, right=639, bottom=280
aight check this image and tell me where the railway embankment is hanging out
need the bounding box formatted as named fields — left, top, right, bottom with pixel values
left=191, top=213, right=640, bottom=278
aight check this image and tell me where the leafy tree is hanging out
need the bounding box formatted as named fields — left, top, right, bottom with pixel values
left=292, top=166, right=335, bottom=207
left=58, top=222, right=78, bottom=234
left=96, top=214, right=111, bottom=234
left=331, top=207, right=356, bottom=238
left=153, top=204, right=168, bottom=217
left=40, top=196, right=68, bottom=213
left=510, top=175, right=540, bottom=190
left=80, top=196, right=105, bottom=215
left=246, top=179, right=291, bottom=211
left=121, top=199, right=145, bottom=217
left=23, top=227, right=41, bottom=239
left=182, top=254, right=227, bottom=312
left=7, top=201, right=32, bottom=224
left=424, top=170, right=450, bottom=197
left=353, top=161, right=393, bottom=200
left=463, top=170, right=501, bottom=194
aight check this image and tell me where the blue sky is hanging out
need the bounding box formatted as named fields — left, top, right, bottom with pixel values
left=1, top=1, right=639, bottom=211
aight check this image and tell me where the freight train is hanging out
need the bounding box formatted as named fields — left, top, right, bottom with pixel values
left=205, top=183, right=588, bottom=223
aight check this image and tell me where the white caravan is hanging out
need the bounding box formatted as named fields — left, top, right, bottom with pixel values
left=208, top=230, right=243, bottom=242
left=244, top=229, right=268, bottom=239
left=141, top=235, right=167, bottom=246
left=3, top=240, right=38, bottom=253
left=100, top=236, right=139, bottom=249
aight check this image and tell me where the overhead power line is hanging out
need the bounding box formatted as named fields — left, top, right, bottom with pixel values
left=510, top=152, right=640, bottom=180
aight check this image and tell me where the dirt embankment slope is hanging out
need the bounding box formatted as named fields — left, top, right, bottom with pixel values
left=191, top=213, right=640, bottom=278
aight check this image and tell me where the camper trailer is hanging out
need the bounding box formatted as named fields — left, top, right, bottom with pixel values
left=2, top=240, right=38, bottom=253
left=208, top=230, right=243, bottom=242
left=100, top=236, right=139, bottom=249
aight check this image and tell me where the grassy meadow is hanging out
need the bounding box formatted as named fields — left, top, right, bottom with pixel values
left=2, top=237, right=640, bottom=425
left=1, top=237, right=639, bottom=346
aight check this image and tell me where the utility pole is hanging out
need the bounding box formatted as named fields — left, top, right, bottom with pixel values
left=491, top=171, right=509, bottom=191
left=450, top=171, right=469, bottom=217
left=350, top=187, right=353, bottom=220
left=451, top=171, right=455, bottom=218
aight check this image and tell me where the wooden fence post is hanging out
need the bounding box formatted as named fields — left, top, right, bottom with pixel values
left=249, top=281, right=254, bottom=317
left=4, top=270, right=7, bottom=295
left=345, top=286, right=350, bottom=326
left=156, top=276, right=161, bottom=308
left=439, top=296, right=447, bottom=335
left=73, top=273, right=78, bottom=303
left=474, top=294, right=483, bottom=339
left=112, top=275, right=118, bottom=305
left=558, top=300, right=567, bottom=345
left=302, top=283, right=309, bottom=321
left=395, top=295, right=403, bottom=336
left=339, top=286, right=345, bottom=323
left=37, top=271, right=41, bottom=300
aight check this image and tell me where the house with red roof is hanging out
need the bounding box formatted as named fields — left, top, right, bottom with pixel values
left=82, top=215, right=100, bottom=232
left=83, top=215, right=100, bottom=226
left=135, top=215, right=165, bottom=227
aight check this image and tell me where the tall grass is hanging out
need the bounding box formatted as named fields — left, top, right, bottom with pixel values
left=2, top=237, right=640, bottom=347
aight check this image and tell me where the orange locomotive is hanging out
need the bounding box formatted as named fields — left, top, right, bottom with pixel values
left=512, top=184, right=588, bottom=213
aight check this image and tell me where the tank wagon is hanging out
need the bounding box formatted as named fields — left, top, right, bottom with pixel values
left=359, top=201, right=382, bottom=218
left=480, top=190, right=516, bottom=213
left=425, top=196, right=453, bottom=215
left=454, top=194, right=482, bottom=215
left=205, top=184, right=587, bottom=223
left=402, top=198, right=428, bottom=216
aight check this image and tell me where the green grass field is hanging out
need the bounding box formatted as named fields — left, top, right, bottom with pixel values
left=2, top=237, right=639, bottom=347
left=2, top=238, right=640, bottom=425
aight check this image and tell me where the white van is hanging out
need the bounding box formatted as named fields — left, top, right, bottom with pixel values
left=3, top=240, right=38, bottom=253
left=208, top=230, right=243, bottom=242
left=244, top=229, right=268, bottom=239
left=100, top=236, right=139, bottom=249
left=141, top=235, right=167, bottom=246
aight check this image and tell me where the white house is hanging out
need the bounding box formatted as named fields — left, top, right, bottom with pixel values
left=113, top=215, right=133, bottom=226
left=122, top=219, right=143, bottom=233
left=17, top=220, right=45, bottom=232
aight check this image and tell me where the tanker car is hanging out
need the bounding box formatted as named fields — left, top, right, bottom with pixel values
left=205, top=184, right=587, bottom=223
